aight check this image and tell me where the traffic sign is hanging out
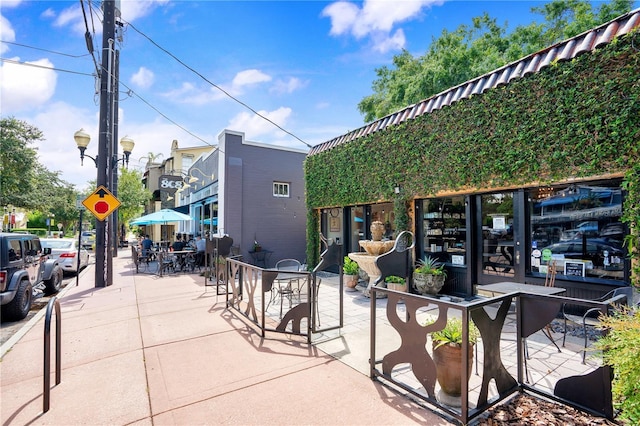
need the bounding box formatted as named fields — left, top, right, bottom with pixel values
left=82, top=186, right=121, bottom=221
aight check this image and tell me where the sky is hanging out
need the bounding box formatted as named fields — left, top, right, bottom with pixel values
left=2, top=0, right=637, bottom=190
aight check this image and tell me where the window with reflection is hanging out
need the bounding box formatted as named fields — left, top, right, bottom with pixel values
left=529, top=182, right=626, bottom=282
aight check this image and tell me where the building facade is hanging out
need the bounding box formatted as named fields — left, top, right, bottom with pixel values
left=305, top=10, right=640, bottom=299
left=176, top=130, right=308, bottom=266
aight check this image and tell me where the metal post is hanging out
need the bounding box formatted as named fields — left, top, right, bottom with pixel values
left=112, top=49, right=120, bottom=258
left=77, top=210, right=83, bottom=287
left=95, top=0, right=116, bottom=288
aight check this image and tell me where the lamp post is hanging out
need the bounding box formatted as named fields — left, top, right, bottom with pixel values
left=74, top=128, right=134, bottom=287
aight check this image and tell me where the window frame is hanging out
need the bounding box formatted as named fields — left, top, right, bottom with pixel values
left=273, top=182, right=290, bottom=198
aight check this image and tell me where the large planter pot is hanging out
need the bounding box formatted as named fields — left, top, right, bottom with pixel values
left=433, top=342, right=474, bottom=399
left=344, top=274, right=359, bottom=289
left=413, top=272, right=445, bottom=295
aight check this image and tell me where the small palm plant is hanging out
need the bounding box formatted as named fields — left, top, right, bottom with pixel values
left=430, top=317, right=479, bottom=349
left=415, top=256, right=447, bottom=277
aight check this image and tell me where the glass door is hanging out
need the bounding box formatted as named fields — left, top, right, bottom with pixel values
left=478, top=192, right=516, bottom=283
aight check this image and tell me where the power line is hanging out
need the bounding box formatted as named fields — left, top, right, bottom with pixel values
left=0, top=57, right=93, bottom=76
left=124, top=20, right=313, bottom=149
left=0, top=56, right=214, bottom=148
left=0, top=40, right=91, bottom=58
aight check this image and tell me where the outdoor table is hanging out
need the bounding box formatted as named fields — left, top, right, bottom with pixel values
left=477, top=281, right=566, bottom=353
left=170, top=249, right=196, bottom=272
left=249, top=250, right=273, bottom=268
left=476, top=281, right=565, bottom=297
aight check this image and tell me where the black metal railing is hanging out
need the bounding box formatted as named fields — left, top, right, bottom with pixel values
left=369, top=288, right=616, bottom=425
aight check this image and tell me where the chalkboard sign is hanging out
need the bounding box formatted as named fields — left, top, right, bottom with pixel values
left=564, top=261, right=585, bottom=277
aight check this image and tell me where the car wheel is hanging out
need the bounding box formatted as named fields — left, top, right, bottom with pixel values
left=3, top=279, right=33, bottom=321
left=45, top=266, right=63, bottom=295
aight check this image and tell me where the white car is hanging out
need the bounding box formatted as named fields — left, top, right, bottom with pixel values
left=40, top=238, right=91, bottom=275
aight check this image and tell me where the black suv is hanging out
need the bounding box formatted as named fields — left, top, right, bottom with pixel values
left=0, top=233, right=63, bottom=321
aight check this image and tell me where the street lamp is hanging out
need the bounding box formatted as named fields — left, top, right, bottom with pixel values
left=186, top=167, right=215, bottom=184
left=74, top=128, right=134, bottom=288
left=74, top=129, right=135, bottom=168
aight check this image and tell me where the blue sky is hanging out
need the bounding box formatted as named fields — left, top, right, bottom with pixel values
left=1, top=1, right=636, bottom=189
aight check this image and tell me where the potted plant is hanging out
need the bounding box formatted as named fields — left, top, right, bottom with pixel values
left=413, top=256, right=447, bottom=295
left=384, top=275, right=406, bottom=292
left=343, top=256, right=360, bottom=289
left=427, top=316, right=479, bottom=405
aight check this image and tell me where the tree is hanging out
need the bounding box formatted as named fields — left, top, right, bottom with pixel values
left=1, top=117, right=41, bottom=208
left=116, top=167, right=151, bottom=231
left=358, top=0, right=633, bottom=121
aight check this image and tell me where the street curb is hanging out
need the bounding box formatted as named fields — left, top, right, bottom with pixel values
left=0, top=264, right=92, bottom=359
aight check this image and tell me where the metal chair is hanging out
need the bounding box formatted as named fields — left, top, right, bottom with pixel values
left=270, top=259, right=302, bottom=318
left=562, top=286, right=632, bottom=363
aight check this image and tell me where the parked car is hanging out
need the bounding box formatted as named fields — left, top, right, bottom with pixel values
left=541, top=238, right=624, bottom=267
left=599, top=222, right=624, bottom=242
left=40, top=238, right=90, bottom=275
left=0, top=232, right=63, bottom=321
left=81, top=230, right=95, bottom=250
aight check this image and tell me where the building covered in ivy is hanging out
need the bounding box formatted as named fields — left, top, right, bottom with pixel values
left=305, top=9, right=640, bottom=299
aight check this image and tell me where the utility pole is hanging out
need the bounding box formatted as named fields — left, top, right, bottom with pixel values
left=95, top=0, right=116, bottom=287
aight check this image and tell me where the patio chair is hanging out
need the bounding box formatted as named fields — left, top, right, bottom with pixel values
left=561, top=286, right=632, bottom=363
left=270, top=259, right=302, bottom=318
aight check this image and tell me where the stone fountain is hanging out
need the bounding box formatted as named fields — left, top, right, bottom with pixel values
left=348, top=221, right=394, bottom=298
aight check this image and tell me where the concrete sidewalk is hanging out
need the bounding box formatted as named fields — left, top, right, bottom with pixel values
left=1, top=250, right=450, bottom=425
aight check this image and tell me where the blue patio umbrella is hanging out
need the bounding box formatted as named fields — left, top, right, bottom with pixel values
left=130, top=209, right=192, bottom=225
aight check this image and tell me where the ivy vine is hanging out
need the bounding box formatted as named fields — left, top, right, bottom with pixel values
left=304, top=31, right=639, bottom=287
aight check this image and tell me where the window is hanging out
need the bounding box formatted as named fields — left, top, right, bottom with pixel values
left=273, top=182, right=290, bottom=198
left=421, top=196, right=467, bottom=266
left=528, top=182, right=626, bottom=282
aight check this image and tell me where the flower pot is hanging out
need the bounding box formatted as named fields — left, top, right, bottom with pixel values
left=433, top=341, right=474, bottom=398
left=413, top=272, right=445, bottom=295
left=344, top=274, right=359, bottom=289
left=386, top=282, right=406, bottom=292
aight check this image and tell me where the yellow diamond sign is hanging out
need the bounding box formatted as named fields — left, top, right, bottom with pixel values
left=82, top=186, right=121, bottom=221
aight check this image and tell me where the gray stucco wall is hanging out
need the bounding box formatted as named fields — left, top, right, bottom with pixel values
left=221, top=131, right=307, bottom=266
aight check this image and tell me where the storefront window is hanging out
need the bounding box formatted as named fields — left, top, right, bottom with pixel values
left=421, top=196, right=467, bottom=265
left=370, top=203, right=395, bottom=239
left=529, top=183, right=626, bottom=282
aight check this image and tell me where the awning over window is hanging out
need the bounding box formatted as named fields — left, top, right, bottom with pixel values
left=172, top=205, right=189, bottom=214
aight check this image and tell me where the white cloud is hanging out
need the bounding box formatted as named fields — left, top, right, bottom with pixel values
left=119, top=0, right=170, bottom=22
left=0, top=14, right=16, bottom=55
left=130, top=67, right=155, bottom=89
left=270, top=77, right=307, bottom=95
left=0, top=58, right=57, bottom=112
left=322, top=0, right=441, bottom=52
left=372, top=28, right=406, bottom=53
left=165, top=68, right=274, bottom=106
left=0, top=0, right=22, bottom=8
left=232, top=69, right=271, bottom=87
left=46, top=0, right=170, bottom=36
left=228, top=107, right=292, bottom=139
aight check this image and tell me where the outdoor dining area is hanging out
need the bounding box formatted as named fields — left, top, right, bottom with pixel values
left=129, top=208, right=202, bottom=276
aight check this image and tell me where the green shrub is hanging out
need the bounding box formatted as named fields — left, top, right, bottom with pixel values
left=343, top=256, right=359, bottom=275
left=595, top=307, right=640, bottom=425
left=385, top=275, right=405, bottom=284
